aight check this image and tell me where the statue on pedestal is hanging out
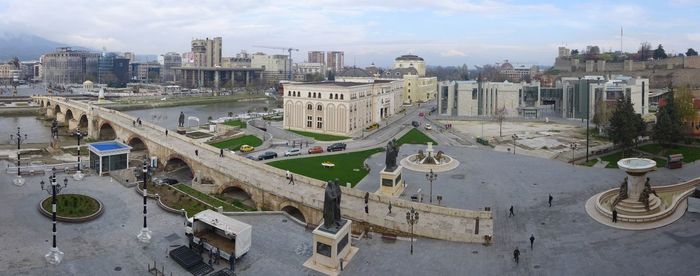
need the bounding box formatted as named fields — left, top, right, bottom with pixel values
left=178, top=111, right=185, bottom=127
left=322, top=179, right=343, bottom=230
left=385, top=139, right=400, bottom=172
left=612, top=177, right=628, bottom=208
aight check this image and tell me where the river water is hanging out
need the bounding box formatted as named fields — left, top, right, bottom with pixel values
left=0, top=99, right=271, bottom=144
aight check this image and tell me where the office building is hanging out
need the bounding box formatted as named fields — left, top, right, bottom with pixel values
left=308, top=51, right=325, bottom=64
left=326, top=51, right=344, bottom=72
left=251, top=53, right=290, bottom=85
left=293, top=62, right=326, bottom=81
left=42, top=47, right=100, bottom=84
left=160, top=52, right=182, bottom=82
left=191, top=37, right=222, bottom=68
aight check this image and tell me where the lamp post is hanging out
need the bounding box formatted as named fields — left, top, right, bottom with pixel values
left=137, top=160, right=152, bottom=243
left=405, top=207, right=419, bottom=255
left=10, top=126, right=28, bottom=186
left=570, top=142, right=578, bottom=166
left=511, top=134, right=519, bottom=155
left=425, top=169, right=437, bottom=203
left=40, top=168, right=68, bottom=264
left=73, top=130, right=84, bottom=180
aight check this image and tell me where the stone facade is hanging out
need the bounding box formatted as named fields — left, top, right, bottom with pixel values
left=42, top=47, right=100, bottom=84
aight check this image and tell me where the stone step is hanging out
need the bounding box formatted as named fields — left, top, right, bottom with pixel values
left=614, top=197, right=661, bottom=216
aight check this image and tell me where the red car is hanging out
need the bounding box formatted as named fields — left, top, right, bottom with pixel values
left=308, top=146, right=324, bottom=154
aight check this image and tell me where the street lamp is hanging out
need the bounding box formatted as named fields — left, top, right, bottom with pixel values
left=40, top=168, right=68, bottom=264
left=405, top=207, right=419, bottom=255
left=511, top=134, right=519, bottom=155
left=425, top=169, right=437, bottom=204
left=10, top=126, right=28, bottom=186
left=73, top=130, right=84, bottom=180
left=570, top=142, right=578, bottom=166
left=137, top=160, right=152, bottom=243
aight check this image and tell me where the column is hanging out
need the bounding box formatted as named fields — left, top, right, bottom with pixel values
left=214, top=71, right=220, bottom=90
left=245, top=71, right=250, bottom=86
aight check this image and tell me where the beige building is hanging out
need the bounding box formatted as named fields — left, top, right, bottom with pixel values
left=498, top=60, right=538, bottom=82
left=308, top=51, right=325, bottom=64
left=191, top=37, right=222, bottom=68
left=293, top=62, right=326, bottom=81
left=326, top=51, right=344, bottom=72
left=0, top=63, right=20, bottom=82
left=393, top=54, right=426, bottom=77
left=283, top=80, right=403, bottom=136
left=252, top=53, right=289, bottom=85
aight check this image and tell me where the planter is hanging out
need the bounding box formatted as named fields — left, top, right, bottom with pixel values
left=38, top=194, right=104, bottom=223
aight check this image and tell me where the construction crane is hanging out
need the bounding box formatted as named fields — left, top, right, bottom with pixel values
left=253, top=45, right=299, bottom=81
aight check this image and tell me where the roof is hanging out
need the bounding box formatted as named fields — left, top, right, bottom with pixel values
left=336, top=67, right=371, bottom=77
left=194, top=209, right=251, bottom=234
left=395, top=54, right=424, bottom=61
left=88, top=140, right=132, bottom=155
left=381, top=67, right=418, bottom=78
left=296, top=81, right=369, bottom=87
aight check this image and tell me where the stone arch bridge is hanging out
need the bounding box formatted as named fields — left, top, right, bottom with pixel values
left=32, top=96, right=493, bottom=243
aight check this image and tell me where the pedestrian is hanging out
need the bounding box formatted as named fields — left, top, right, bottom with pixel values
left=364, top=192, right=369, bottom=205
left=214, top=248, right=220, bottom=265
left=530, top=234, right=535, bottom=250
left=288, top=173, right=295, bottom=185
left=133, top=120, right=136, bottom=127
left=364, top=204, right=368, bottom=214
left=612, top=209, right=618, bottom=223
left=229, top=254, right=236, bottom=272
left=220, top=148, right=224, bottom=157
left=513, top=247, right=520, bottom=264
left=165, top=129, right=168, bottom=136
left=195, top=149, right=199, bottom=156
left=548, top=194, right=553, bottom=207
left=388, top=202, right=392, bottom=214
left=509, top=205, right=514, bottom=217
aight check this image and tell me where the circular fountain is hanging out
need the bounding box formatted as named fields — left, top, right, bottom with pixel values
left=585, top=158, right=692, bottom=230
left=400, top=142, right=459, bottom=173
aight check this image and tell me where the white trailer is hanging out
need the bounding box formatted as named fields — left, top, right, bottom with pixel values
left=185, top=209, right=251, bottom=259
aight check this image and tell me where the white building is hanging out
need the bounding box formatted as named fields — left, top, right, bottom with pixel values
left=438, top=80, right=529, bottom=117
left=283, top=80, right=403, bottom=136
left=251, top=53, right=289, bottom=84
left=293, top=62, right=326, bottom=81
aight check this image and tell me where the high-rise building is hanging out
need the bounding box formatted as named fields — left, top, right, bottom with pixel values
left=326, top=51, right=344, bottom=72
left=160, top=52, right=182, bottom=82
left=42, top=47, right=100, bottom=84
left=308, top=51, right=325, bottom=64
left=251, top=52, right=289, bottom=85
left=191, top=37, right=222, bottom=67
left=123, top=52, right=136, bottom=63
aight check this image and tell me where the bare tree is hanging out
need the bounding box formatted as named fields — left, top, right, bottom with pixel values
left=638, top=42, right=652, bottom=61
left=493, top=106, right=507, bottom=137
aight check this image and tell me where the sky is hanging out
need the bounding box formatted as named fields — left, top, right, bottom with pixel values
left=1, top=0, right=699, bottom=67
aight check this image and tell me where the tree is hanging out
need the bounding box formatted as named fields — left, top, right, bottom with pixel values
left=638, top=42, right=652, bottom=61
left=571, top=49, right=580, bottom=56
left=675, top=86, right=696, bottom=133
left=592, top=100, right=612, bottom=133
left=493, top=106, right=507, bottom=137
left=652, top=92, right=683, bottom=147
left=687, top=48, right=698, bottom=56
left=653, top=44, right=667, bottom=60
left=608, top=98, right=643, bottom=155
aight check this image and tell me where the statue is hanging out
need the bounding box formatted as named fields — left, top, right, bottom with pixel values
left=611, top=177, right=628, bottom=208
left=50, top=119, right=59, bottom=140
left=385, top=139, right=400, bottom=172
left=178, top=111, right=185, bottom=127
left=322, top=179, right=343, bottom=230
left=416, top=150, right=425, bottom=160
left=639, top=177, right=657, bottom=210
left=435, top=151, right=444, bottom=162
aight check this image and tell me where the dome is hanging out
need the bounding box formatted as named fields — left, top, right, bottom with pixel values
left=395, top=54, right=424, bottom=61
left=500, top=62, right=513, bottom=70
left=83, top=80, right=93, bottom=85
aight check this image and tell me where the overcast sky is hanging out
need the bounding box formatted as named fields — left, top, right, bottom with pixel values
left=1, top=0, right=699, bottom=67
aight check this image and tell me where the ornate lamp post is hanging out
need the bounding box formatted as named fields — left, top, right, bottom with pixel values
left=511, top=134, right=519, bottom=155
left=10, top=126, right=28, bottom=186
left=40, top=168, right=68, bottom=264
left=137, top=160, right=152, bottom=243
left=570, top=142, right=578, bottom=166
left=405, top=207, right=419, bottom=255
left=425, top=169, right=437, bottom=204
left=73, top=130, right=84, bottom=180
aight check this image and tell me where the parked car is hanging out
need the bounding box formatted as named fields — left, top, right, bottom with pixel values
left=284, top=148, right=302, bottom=157
left=411, top=121, right=420, bottom=127
left=244, top=155, right=255, bottom=160
left=240, top=145, right=255, bottom=152
left=161, top=178, right=179, bottom=185
left=257, top=151, right=278, bottom=160
left=327, top=143, right=347, bottom=152
left=308, top=146, right=324, bottom=154
left=425, top=123, right=432, bottom=130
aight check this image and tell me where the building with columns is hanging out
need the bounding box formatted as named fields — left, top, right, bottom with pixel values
left=283, top=79, right=403, bottom=136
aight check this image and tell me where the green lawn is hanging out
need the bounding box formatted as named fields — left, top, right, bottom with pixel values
left=223, top=119, right=247, bottom=128
left=289, top=130, right=350, bottom=141
left=598, top=151, right=667, bottom=168
left=209, top=135, right=262, bottom=151
left=175, top=184, right=250, bottom=211
left=396, top=128, right=437, bottom=147
left=637, top=144, right=700, bottom=163
left=267, top=148, right=383, bottom=187
left=41, top=194, right=100, bottom=217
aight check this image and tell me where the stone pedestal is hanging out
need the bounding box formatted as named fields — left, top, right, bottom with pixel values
left=378, top=166, right=404, bottom=197
left=304, top=220, right=358, bottom=276
left=176, top=126, right=187, bottom=135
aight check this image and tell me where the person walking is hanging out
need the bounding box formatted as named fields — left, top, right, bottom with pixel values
left=364, top=204, right=369, bottom=214
left=513, top=247, right=520, bottom=264
left=388, top=202, right=392, bottom=214
left=132, top=120, right=136, bottom=127
left=165, top=129, right=168, bottom=136
left=288, top=173, right=295, bottom=185
left=220, top=148, right=224, bottom=157
left=529, top=234, right=535, bottom=250
left=509, top=205, right=515, bottom=217
left=229, top=254, right=236, bottom=272
left=612, top=209, right=618, bottom=223
left=548, top=194, right=553, bottom=207
left=195, top=149, right=199, bottom=157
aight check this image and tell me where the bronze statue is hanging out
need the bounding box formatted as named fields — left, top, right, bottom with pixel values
left=385, top=139, right=400, bottom=171
left=638, top=177, right=657, bottom=210
left=50, top=119, right=59, bottom=140
left=178, top=111, right=185, bottom=127
left=435, top=151, right=444, bottom=162
left=322, top=179, right=343, bottom=230
left=612, top=177, right=628, bottom=208
left=417, top=150, right=425, bottom=160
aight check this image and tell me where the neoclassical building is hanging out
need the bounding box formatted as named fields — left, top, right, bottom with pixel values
left=283, top=80, right=403, bottom=136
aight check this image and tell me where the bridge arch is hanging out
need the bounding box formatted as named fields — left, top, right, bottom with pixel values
left=78, top=114, right=89, bottom=130
left=54, top=104, right=62, bottom=116
left=280, top=202, right=307, bottom=223
left=220, top=184, right=254, bottom=209
left=164, top=154, right=194, bottom=183
left=98, top=122, right=117, bottom=140
left=65, top=109, right=75, bottom=122
left=127, top=136, right=150, bottom=166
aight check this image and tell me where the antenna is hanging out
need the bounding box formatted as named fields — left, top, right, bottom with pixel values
left=620, top=26, right=623, bottom=53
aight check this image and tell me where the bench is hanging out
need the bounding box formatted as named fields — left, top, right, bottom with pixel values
left=668, top=154, right=683, bottom=169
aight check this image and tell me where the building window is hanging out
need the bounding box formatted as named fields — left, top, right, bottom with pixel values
left=317, top=105, right=323, bottom=111
left=340, top=94, right=344, bottom=100
left=287, top=91, right=291, bottom=96
left=335, top=94, right=338, bottom=100
left=307, top=116, right=312, bottom=127
left=307, top=104, right=313, bottom=110
left=472, top=88, right=477, bottom=100
left=313, top=92, right=317, bottom=98
left=317, top=117, right=323, bottom=128
left=329, top=94, right=333, bottom=99
left=308, top=92, right=311, bottom=97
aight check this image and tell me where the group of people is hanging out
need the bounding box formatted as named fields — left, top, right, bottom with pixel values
left=132, top=117, right=142, bottom=127
left=509, top=194, right=553, bottom=264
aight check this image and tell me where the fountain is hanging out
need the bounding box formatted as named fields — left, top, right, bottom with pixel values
left=585, top=158, right=695, bottom=230
left=400, top=142, right=459, bottom=173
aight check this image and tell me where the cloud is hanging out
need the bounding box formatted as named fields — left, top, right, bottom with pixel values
left=440, top=49, right=466, bottom=57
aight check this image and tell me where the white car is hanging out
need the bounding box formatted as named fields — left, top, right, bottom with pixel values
left=284, top=148, right=302, bottom=157
left=425, top=123, right=432, bottom=130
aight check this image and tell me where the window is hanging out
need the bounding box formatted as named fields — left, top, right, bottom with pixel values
left=472, top=88, right=477, bottom=100
left=317, top=105, right=323, bottom=111
left=307, top=116, right=313, bottom=127
left=340, top=94, right=344, bottom=100
left=335, top=94, right=338, bottom=100
left=329, top=94, right=333, bottom=99
left=308, top=92, right=311, bottom=97
left=317, top=117, right=323, bottom=128
left=313, top=92, right=317, bottom=98
left=287, top=91, right=291, bottom=96
left=307, top=104, right=313, bottom=110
